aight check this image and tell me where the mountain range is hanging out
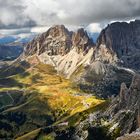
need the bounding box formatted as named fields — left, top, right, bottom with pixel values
left=0, top=20, right=140, bottom=140
left=0, top=34, right=36, bottom=61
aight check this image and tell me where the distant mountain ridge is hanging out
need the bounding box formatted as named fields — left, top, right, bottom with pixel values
left=0, top=33, right=36, bottom=61
left=0, top=45, right=23, bottom=61
left=0, top=36, right=17, bottom=45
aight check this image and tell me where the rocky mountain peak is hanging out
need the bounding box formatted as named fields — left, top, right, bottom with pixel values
left=95, top=20, right=140, bottom=69
left=24, top=25, right=95, bottom=57
left=72, top=28, right=94, bottom=54
left=24, top=25, right=72, bottom=56
left=47, top=25, right=69, bottom=37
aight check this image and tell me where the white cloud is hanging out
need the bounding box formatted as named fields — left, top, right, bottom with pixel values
left=86, top=23, right=102, bottom=33
left=0, top=28, right=31, bottom=35
left=0, top=24, right=84, bottom=36
left=15, top=33, right=33, bottom=38
left=31, top=26, right=50, bottom=33
left=57, top=10, right=67, bottom=20
left=31, top=25, right=83, bottom=34
left=110, top=19, right=136, bottom=24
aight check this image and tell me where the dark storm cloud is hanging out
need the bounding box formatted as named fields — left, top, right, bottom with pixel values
left=0, top=0, right=139, bottom=29
left=63, top=0, right=140, bottom=24
left=0, top=0, right=36, bottom=29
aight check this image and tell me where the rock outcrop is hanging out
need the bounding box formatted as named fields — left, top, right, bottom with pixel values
left=95, top=20, right=140, bottom=70
left=72, top=28, right=94, bottom=54
left=106, top=74, right=140, bottom=136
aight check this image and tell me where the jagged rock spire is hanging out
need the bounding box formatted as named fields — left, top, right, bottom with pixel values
left=24, top=25, right=95, bottom=57
left=72, top=28, right=94, bottom=54
left=119, top=83, right=128, bottom=103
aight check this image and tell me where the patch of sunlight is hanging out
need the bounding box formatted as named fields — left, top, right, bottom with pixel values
left=2, top=62, right=105, bottom=123
left=35, top=85, right=49, bottom=93
left=0, top=87, right=20, bottom=92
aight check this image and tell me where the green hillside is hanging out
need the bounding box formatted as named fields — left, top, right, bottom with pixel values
left=0, top=56, right=104, bottom=139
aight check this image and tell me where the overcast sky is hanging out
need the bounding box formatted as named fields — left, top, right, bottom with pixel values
left=0, top=0, right=140, bottom=35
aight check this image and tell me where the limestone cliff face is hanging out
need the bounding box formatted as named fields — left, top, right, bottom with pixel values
left=95, top=20, right=140, bottom=69
left=25, top=25, right=72, bottom=56
left=24, top=25, right=94, bottom=57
